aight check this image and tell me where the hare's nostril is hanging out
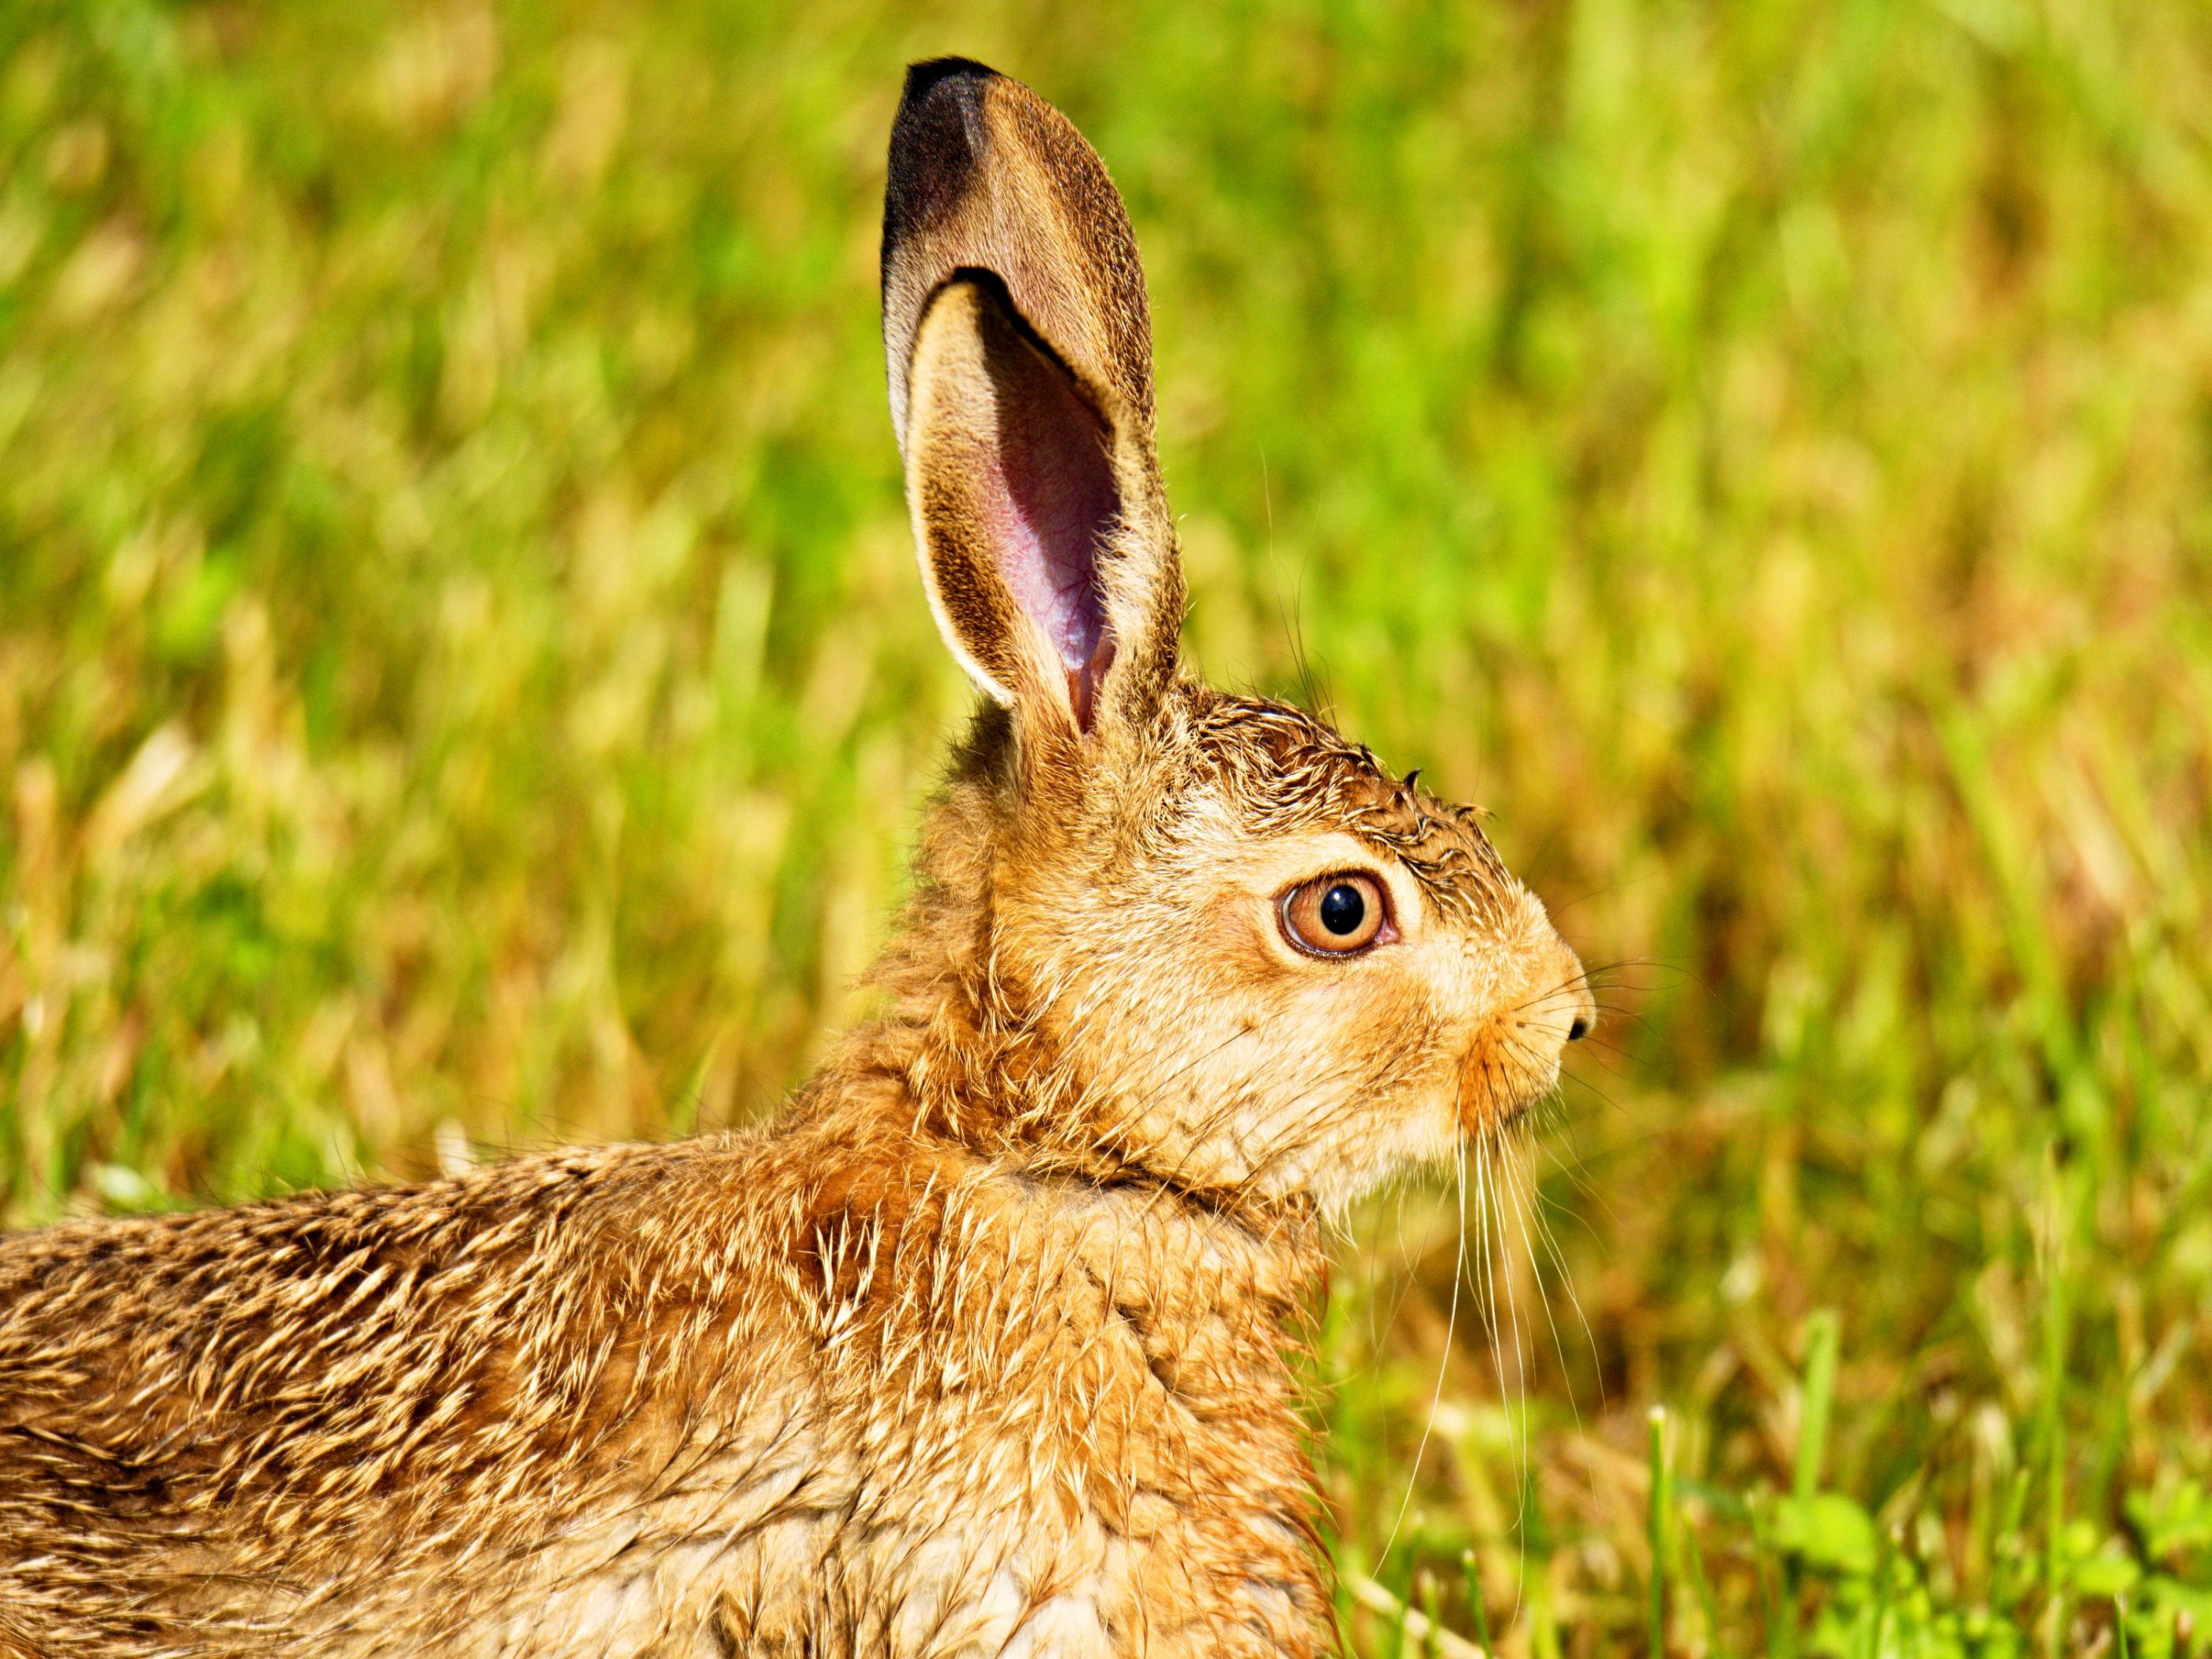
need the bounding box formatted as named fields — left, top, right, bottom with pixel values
left=1566, top=1016, right=1590, bottom=1043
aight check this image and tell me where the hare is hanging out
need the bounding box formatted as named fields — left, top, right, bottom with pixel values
left=0, top=58, right=1593, bottom=1659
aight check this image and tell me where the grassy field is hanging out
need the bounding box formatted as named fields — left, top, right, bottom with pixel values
left=4, top=0, right=2211, bottom=1651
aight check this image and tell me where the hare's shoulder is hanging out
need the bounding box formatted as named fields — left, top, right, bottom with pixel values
left=732, top=1154, right=1334, bottom=1657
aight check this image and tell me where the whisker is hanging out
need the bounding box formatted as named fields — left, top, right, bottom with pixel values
left=1376, top=1153, right=1462, bottom=1568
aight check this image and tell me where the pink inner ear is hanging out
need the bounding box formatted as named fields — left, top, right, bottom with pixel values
left=976, top=340, right=1117, bottom=698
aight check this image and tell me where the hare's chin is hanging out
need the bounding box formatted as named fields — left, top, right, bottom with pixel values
left=1313, top=1104, right=1469, bottom=1211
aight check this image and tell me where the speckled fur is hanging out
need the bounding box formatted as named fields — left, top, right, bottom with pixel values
left=0, top=60, right=1591, bottom=1658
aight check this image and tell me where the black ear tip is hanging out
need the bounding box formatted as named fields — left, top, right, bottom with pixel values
left=886, top=60, right=1009, bottom=258
left=899, top=57, right=1000, bottom=114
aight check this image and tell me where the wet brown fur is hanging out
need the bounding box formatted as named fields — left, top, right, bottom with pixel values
left=0, top=60, right=1590, bottom=1657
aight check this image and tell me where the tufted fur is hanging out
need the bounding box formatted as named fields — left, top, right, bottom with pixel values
left=0, top=58, right=1591, bottom=1657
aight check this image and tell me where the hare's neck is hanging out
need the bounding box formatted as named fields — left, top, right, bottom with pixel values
left=801, top=1011, right=1323, bottom=1285
left=820, top=874, right=1323, bottom=1233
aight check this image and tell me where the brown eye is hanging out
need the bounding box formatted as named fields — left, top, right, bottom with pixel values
left=1280, top=872, right=1390, bottom=957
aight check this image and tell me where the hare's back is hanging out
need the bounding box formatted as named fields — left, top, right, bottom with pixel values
left=0, top=1133, right=824, bottom=1653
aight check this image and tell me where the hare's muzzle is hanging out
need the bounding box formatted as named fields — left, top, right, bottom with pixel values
left=1454, top=930, right=1593, bottom=1134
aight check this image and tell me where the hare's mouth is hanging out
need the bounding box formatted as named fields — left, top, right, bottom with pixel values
left=1454, top=1027, right=1562, bottom=1136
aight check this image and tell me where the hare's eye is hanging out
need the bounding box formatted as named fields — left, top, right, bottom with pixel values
left=1280, top=872, right=1389, bottom=957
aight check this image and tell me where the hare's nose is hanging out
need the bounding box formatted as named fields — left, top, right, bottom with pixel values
left=1553, top=950, right=1597, bottom=1047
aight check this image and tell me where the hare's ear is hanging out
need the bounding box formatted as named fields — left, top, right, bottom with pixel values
left=882, top=59, right=1182, bottom=739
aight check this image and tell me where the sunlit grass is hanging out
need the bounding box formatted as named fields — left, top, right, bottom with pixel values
left=3, top=1, right=2210, bottom=1650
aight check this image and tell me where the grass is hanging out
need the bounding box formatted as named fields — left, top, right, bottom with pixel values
left=3, top=0, right=2211, bottom=1650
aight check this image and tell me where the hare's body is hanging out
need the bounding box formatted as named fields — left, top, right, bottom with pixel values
left=2, top=61, right=1593, bottom=1656
left=2, top=1087, right=1324, bottom=1656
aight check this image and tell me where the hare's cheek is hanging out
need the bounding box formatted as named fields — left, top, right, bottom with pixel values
left=1196, top=887, right=1313, bottom=994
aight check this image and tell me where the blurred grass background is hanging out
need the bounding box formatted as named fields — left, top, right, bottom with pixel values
left=3, top=0, right=2211, bottom=1651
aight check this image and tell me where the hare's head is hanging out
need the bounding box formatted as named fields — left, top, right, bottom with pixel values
left=880, top=61, right=1592, bottom=1212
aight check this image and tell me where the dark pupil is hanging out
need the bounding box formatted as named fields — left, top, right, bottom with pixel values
left=1317, top=883, right=1365, bottom=936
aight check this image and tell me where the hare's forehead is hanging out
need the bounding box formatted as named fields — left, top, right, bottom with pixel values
left=1176, top=698, right=1519, bottom=923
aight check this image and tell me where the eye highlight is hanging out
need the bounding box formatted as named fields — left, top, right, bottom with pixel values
left=1279, top=871, right=1391, bottom=957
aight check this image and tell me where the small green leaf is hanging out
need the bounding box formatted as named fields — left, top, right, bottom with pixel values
left=2143, top=1575, right=2212, bottom=1623
left=1774, top=1492, right=1880, bottom=1577
left=2069, top=1549, right=2141, bottom=1599
left=2127, top=1478, right=2212, bottom=1564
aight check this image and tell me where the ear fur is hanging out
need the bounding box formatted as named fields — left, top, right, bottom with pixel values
left=882, top=58, right=1183, bottom=738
